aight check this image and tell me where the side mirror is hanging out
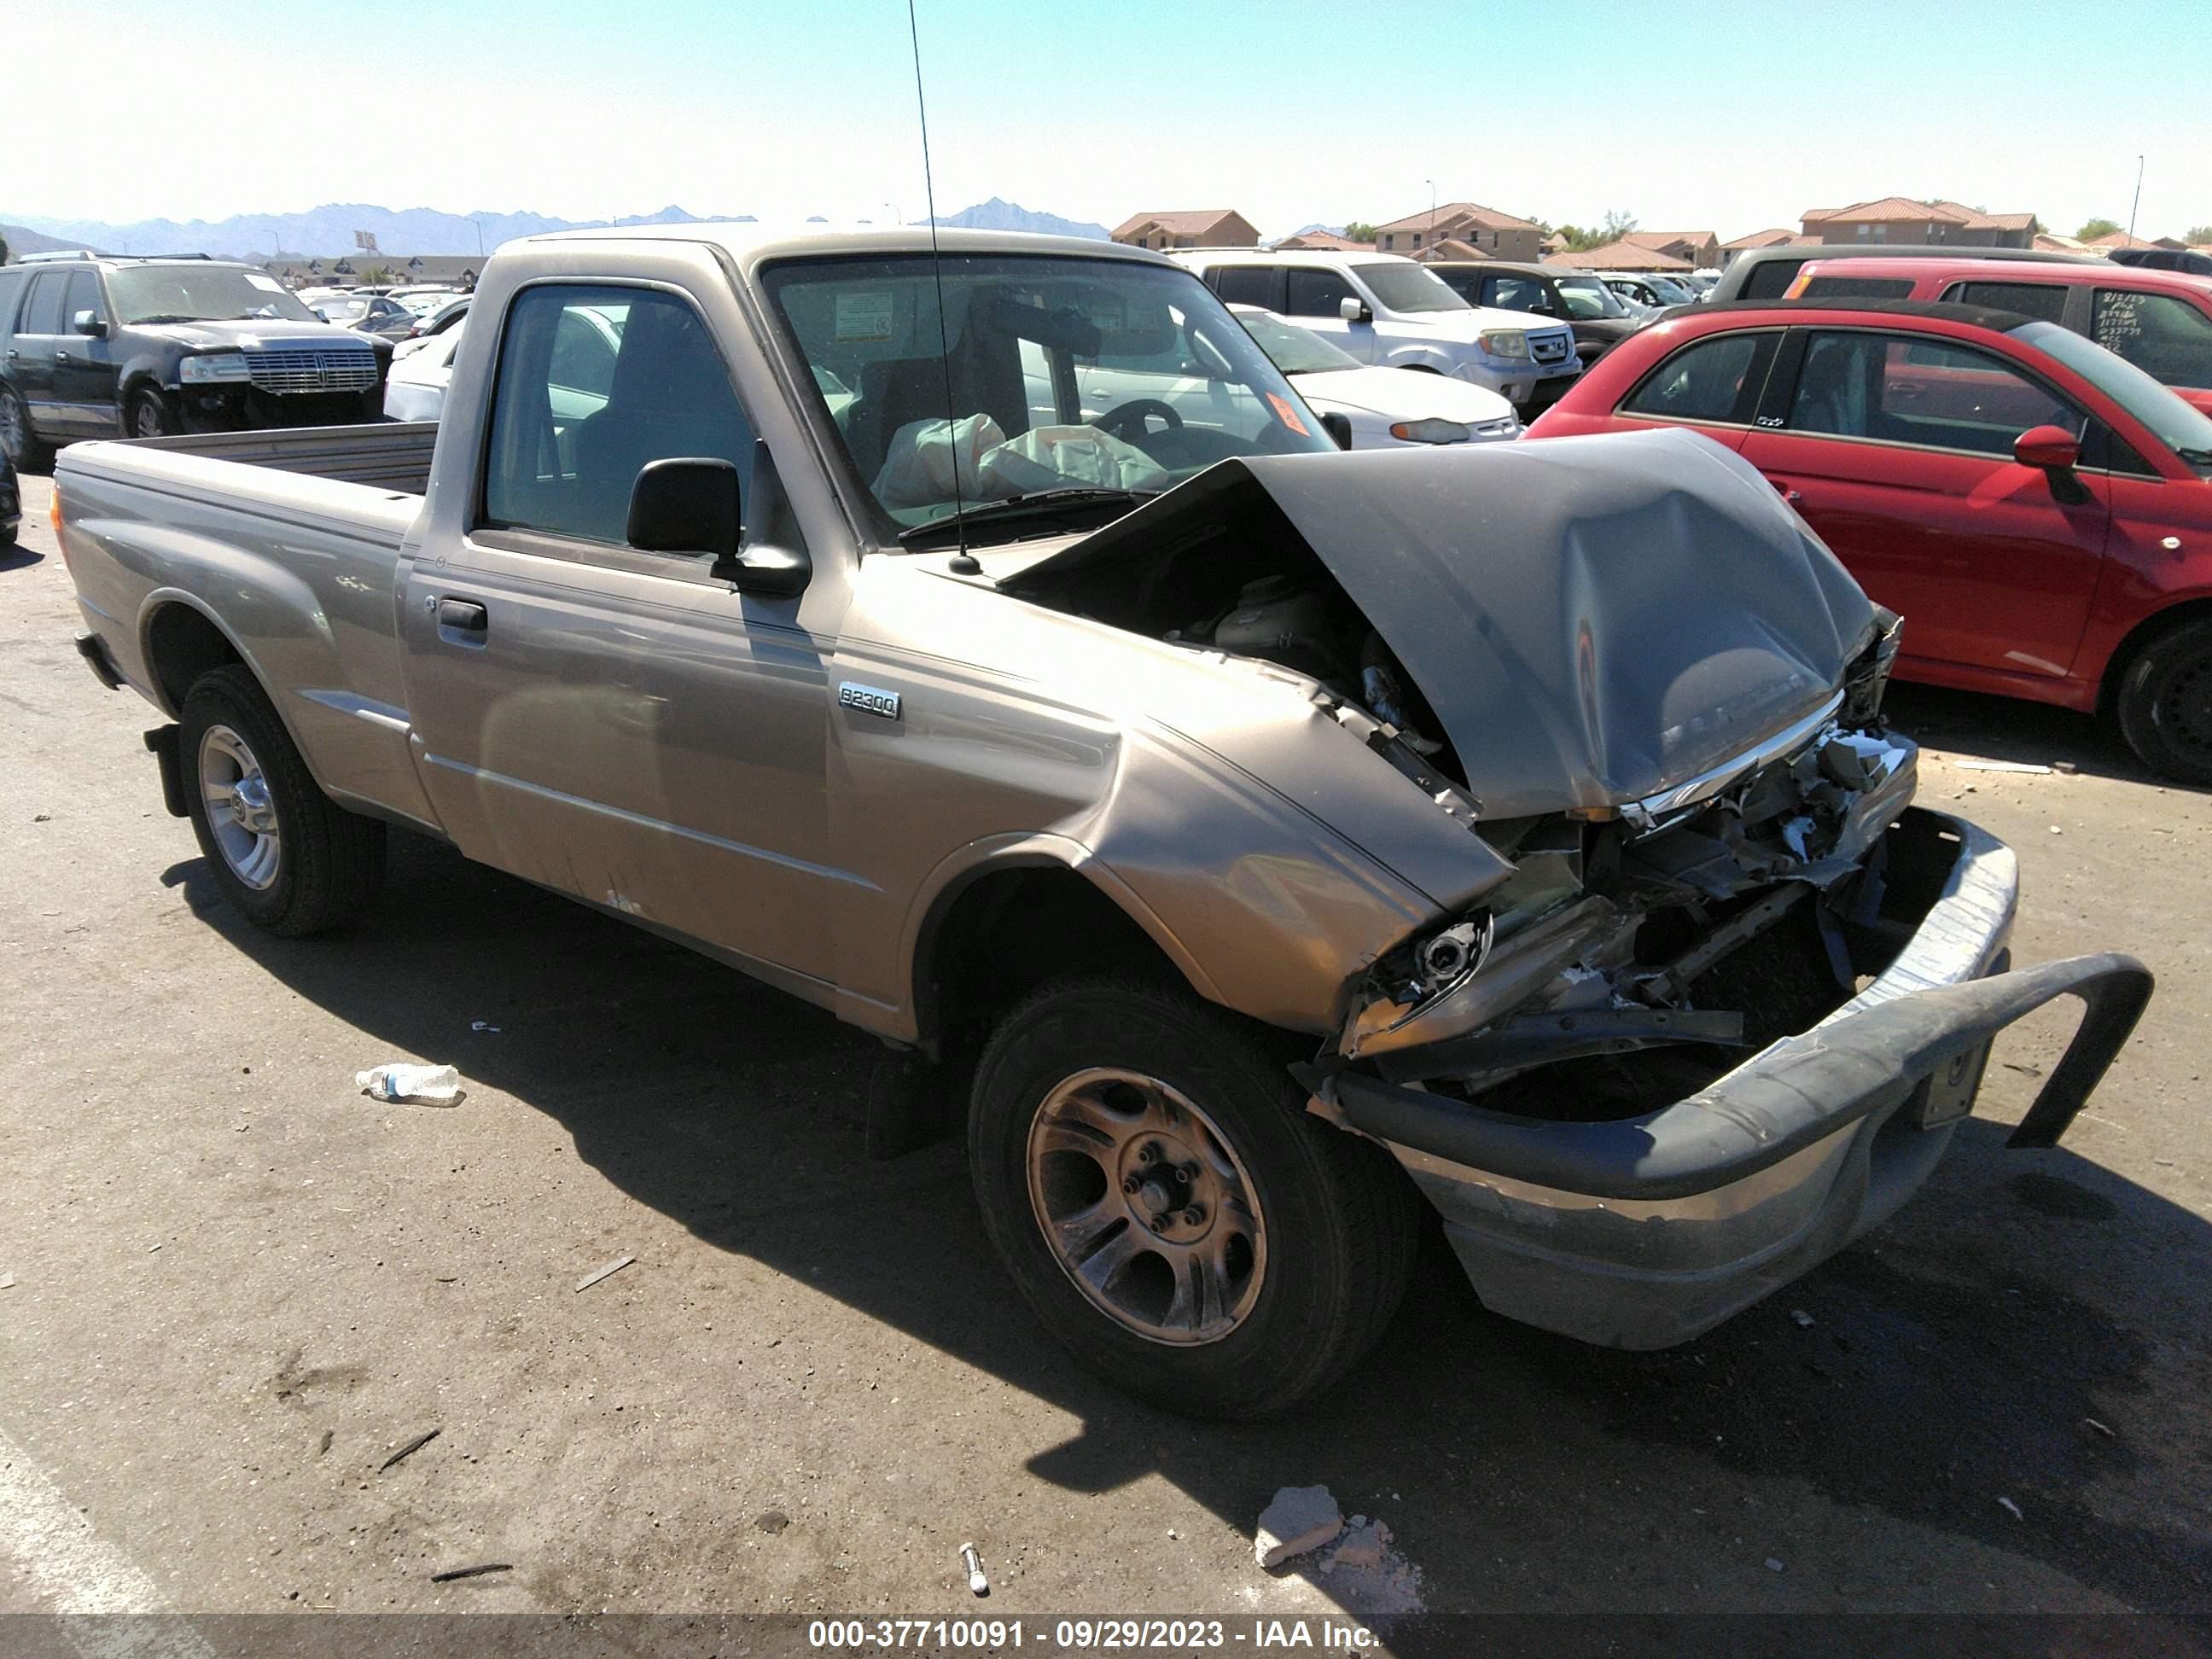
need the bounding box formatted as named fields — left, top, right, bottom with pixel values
left=2015, top=424, right=2093, bottom=506
left=1339, top=296, right=1372, bottom=323
left=1320, top=411, right=1354, bottom=451
left=72, top=310, right=107, bottom=339
left=626, top=456, right=811, bottom=597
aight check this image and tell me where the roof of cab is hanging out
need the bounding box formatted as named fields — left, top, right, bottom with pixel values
left=521, top=220, right=1175, bottom=279
left=1668, top=294, right=2042, bottom=333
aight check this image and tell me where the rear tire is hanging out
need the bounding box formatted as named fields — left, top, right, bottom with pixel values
left=0, top=383, right=52, bottom=473
left=969, top=974, right=1420, bottom=1418
left=2115, top=618, right=2212, bottom=786
left=180, top=664, right=385, bottom=935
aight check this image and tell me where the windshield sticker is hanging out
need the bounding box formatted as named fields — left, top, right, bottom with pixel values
left=246, top=273, right=283, bottom=292
left=1265, top=393, right=1310, bottom=437
left=834, top=291, right=896, bottom=343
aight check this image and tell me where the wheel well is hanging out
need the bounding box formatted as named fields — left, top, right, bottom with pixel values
left=2098, top=598, right=2212, bottom=716
left=915, top=865, right=1181, bottom=1056
left=145, top=603, right=244, bottom=713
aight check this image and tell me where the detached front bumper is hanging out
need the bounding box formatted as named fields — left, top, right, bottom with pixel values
left=1327, top=811, right=2151, bottom=1348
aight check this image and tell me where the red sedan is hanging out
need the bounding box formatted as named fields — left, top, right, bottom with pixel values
left=1528, top=297, right=2212, bottom=781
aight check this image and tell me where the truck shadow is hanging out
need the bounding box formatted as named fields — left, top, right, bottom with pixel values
left=161, top=833, right=2211, bottom=1615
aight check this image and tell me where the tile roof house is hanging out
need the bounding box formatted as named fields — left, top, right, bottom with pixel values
left=1720, top=227, right=1800, bottom=267
left=1543, top=239, right=1693, bottom=271
left=1271, top=230, right=1376, bottom=253
left=2086, top=230, right=2183, bottom=252
left=2033, top=231, right=2092, bottom=254
left=1110, top=209, right=1260, bottom=251
left=1799, top=197, right=2037, bottom=248
left=1371, top=202, right=1543, bottom=263
left=1620, top=230, right=1721, bottom=267
left=1412, top=237, right=1489, bottom=264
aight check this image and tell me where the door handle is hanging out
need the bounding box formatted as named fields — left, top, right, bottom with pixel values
left=1766, top=476, right=1802, bottom=504
left=4, top=349, right=17, bottom=359
left=55, top=351, right=72, bottom=362
left=435, top=597, right=488, bottom=636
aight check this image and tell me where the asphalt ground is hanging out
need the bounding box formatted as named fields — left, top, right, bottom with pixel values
left=2, top=470, right=2207, bottom=1647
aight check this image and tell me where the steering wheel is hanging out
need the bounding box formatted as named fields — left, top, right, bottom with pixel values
left=1093, top=399, right=1184, bottom=441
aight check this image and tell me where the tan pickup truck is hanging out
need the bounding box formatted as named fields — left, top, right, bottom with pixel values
left=52, top=224, right=2150, bottom=1417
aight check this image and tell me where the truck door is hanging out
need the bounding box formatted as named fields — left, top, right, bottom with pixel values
left=399, top=279, right=841, bottom=986
left=9, top=271, right=67, bottom=436
left=52, top=271, right=119, bottom=433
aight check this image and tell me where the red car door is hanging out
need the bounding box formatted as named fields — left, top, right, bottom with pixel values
left=1738, top=327, right=2110, bottom=683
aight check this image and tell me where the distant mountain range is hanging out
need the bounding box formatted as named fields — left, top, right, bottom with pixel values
left=2, top=197, right=1108, bottom=260
left=922, top=197, right=1109, bottom=239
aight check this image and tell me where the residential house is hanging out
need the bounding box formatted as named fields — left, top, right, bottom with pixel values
left=2033, top=231, right=2092, bottom=255
left=1272, top=230, right=1375, bottom=253
left=265, top=253, right=480, bottom=289
left=1799, top=197, right=2037, bottom=248
left=1719, top=228, right=1799, bottom=268
left=1110, top=209, right=1260, bottom=251
left=2085, top=230, right=2183, bottom=253
left=1620, top=230, right=1721, bottom=268
left=1412, top=237, right=1488, bottom=264
left=1372, top=202, right=1543, bottom=262
left=1543, top=240, right=1693, bottom=271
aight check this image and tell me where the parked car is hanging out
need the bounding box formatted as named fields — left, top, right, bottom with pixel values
left=1601, top=271, right=1697, bottom=310
left=1228, top=306, right=1518, bottom=445
left=1528, top=295, right=2212, bottom=781
left=1, top=447, right=19, bottom=546
left=2108, top=247, right=2212, bottom=278
left=0, top=256, right=389, bottom=468
left=1171, top=248, right=1579, bottom=410
left=312, top=292, right=417, bottom=341
left=398, top=294, right=471, bottom=346
left=53, top=227, right=2145, bottom=1417
left=1706, top=242, right=2104, bottom=306
left=383, top=316, right=463, bottom=420
left=1425, top=261, right=1641, bottom=375
left=1788, top=254, right=2212, bottom=413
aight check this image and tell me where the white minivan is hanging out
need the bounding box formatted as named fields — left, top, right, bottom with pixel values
left=1171, top=249, right=1580, bottom=409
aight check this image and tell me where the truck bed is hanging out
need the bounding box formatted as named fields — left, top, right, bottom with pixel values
left=115, top=420, right=439, bottom=495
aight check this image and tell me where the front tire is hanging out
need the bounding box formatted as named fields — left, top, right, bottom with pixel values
left=180, top=665, right=385, bottom=935
left=2115, top=618, right=2212, bottom=786
left=127, top=387, right=175, bottom=440
left=969, top=975, right=1419, bottom=1418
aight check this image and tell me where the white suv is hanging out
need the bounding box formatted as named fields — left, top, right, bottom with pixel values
left=1171, top=249, right=1580, bottom=408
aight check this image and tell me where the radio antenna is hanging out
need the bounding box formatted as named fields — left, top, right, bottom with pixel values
left=905, top=0, right=973, bottom=566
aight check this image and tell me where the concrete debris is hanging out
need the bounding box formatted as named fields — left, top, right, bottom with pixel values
left=0, top=1272, right=13, bottom=1289
left=960, top=1541, right=990, bottom=1597
left=379, top=1427, right=441, bottom=1471
left=1790, top=1308, right=1815, bottom=1327
left=2052, top=761, right=2079, bottom=774
left=1255, top=1485, right=1342, bottom=1569
left=1998, top=1496, right=2024, bottom=1521
left=470, top=1021, right=502, bottom=1033
left=1766, top=1558, right=1785, bottom=1573
left=429, top=1562, right=512, bottom=1583
left=1326, top=1520, right=1390, bottom=1573
left=755, top=1510, right=789, bottom=1534
left=575, top=1254, right=635, bottom=1293
left=1955, top=760, right=2051, bottom=775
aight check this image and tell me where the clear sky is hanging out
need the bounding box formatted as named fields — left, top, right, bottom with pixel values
left=9, top=0, right=2209, bottom=242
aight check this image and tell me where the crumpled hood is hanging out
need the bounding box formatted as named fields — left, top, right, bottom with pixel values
left=1010, top=428, right=1877, bottom=819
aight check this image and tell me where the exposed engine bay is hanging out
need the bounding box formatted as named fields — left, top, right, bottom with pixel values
left=1002, top=433, right=1926, bottom=1126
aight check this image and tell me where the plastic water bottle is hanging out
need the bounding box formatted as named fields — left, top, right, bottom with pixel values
left=354, top=1063, right=462, bottom=1104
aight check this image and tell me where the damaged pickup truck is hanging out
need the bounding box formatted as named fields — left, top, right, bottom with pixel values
left=53, top=226, right=2151, bottom=1417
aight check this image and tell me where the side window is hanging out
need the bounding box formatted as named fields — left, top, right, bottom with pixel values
left=1210, top=266, right=1275, bottom=307
left=2093, top=289, right=2212, bottom=388
left=1945, top=281, right=2069, bottom=324
left=1621, top=332, right=1769, bottom=423
left=62, top=271, right=101, bottom=328
left=1741, top=259, right=1805, bottom=300
left=483, top=284, right=754, bottom=549
left=21, top=272, right=67, bottom=336
left=1799, top=276, right=1914, bottom=300
left=1284, top=267, right=1353, bottom=318
left=1481, top=276, right=1545, bottom=312
left=1787, top=330, right=2079, bottom=456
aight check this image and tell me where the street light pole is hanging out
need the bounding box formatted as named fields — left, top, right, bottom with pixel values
left=883, top=201, right=903, bottom=226
left=470, top=217, right=485, bottom=258
left=2128, top=154, right=2145, bottom=243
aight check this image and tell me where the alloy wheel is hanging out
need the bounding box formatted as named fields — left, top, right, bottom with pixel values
left=199, top=725, right=282, bottom=890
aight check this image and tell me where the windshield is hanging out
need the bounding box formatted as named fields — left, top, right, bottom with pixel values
left=1232, top=307, right=1361, bottom=375
left=760, top=253, right=1336, bottom=541
left=2018, top=320, right=2212, bottom=469
left=106, top=265, right=318, bottom=326
left=316, top=296, right=370, bottom=323
left=1641, top=276, right=1697, bottom=304
left=1353, top=263, right=1470, bottom=314
left=1551, top=274, right=1630, bottom=319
